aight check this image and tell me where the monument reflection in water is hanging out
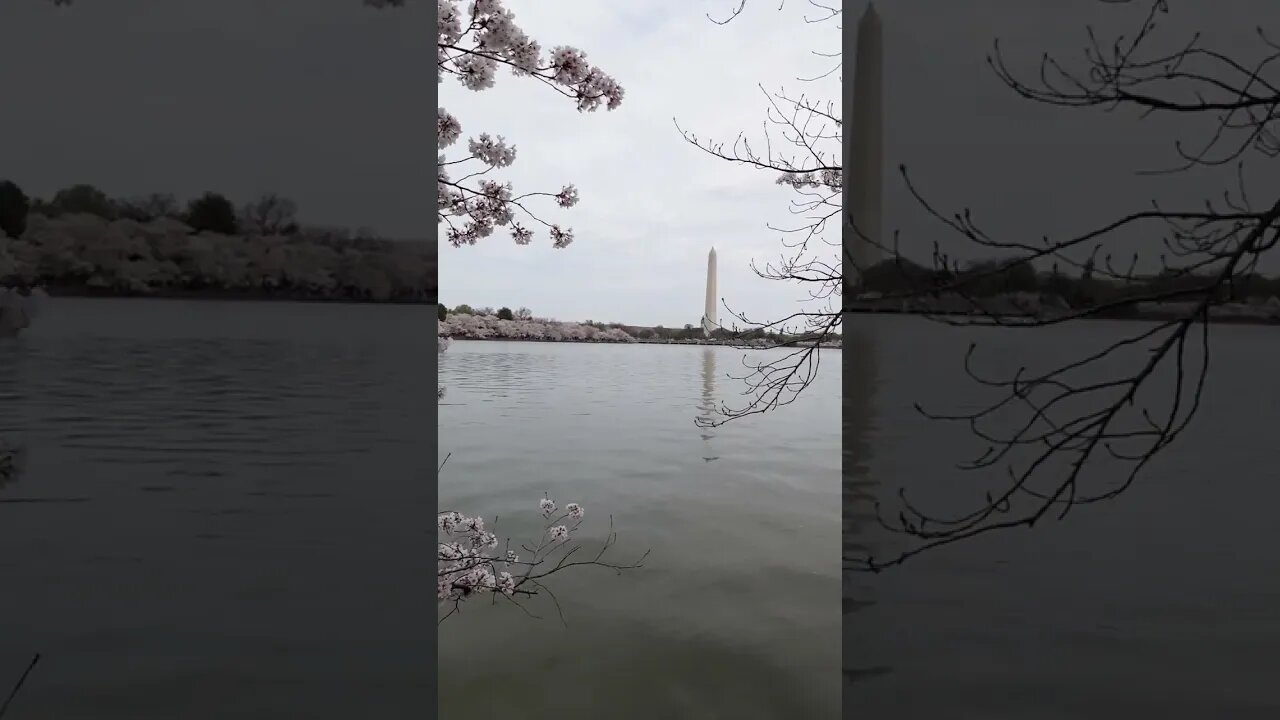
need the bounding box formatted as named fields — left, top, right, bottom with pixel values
left=843, top=1, right=888, bottom=693
left=842, top=320, right=886, bottom=689
left=697, top=347, right=720, bottom=463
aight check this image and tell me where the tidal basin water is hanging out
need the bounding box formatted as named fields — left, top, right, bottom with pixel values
left=846, top=316, right=1280, bottom=719
left=438, top=340, right=841, bottom=719
left=0, top=298, right=432, bottom=719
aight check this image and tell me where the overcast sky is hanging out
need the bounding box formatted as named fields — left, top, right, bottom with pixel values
left=442, top=0, right=1280, bottom=327
left=0, top=0, right=427, bottom=240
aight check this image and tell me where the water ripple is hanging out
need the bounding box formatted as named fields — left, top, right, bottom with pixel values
left=439, top=340, right=840, bottom=719
left=0, top=298, right=432, bottom=718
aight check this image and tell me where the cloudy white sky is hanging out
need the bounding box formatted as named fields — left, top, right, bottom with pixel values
left=437, top=0, right=841, bottom=328
left=441, top=0, right=1280, bottom=327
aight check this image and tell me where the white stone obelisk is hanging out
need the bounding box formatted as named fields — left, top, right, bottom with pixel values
left=846, top=2, right=883, bottom=287
left=701, top=247, right=718, bottom=337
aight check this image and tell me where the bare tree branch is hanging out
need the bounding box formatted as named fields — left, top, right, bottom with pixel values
left=852, top=0, right=1280, bottom=570
left=679, top=4, right=842, bottom=426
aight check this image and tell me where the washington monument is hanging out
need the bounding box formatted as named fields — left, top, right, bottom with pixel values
left=702, top=247, right=717, bottom=337
left=845, top=2, right=883, bottom=286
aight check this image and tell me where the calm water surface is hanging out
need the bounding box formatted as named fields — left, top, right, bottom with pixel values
left=438, top=340, right=841, bottom=719
left=846, top=316, right=1280, bottom=719
left=0, top=298, right=431, bottom=719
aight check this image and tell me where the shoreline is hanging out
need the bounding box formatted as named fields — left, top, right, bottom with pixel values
left=442, top=335, right=842, bottom=348
left=40, top=286, right=435, bottom=307
left=844, top=306, right=1280, bottom=326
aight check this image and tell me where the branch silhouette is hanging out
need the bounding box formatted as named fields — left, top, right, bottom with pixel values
left=852, top=0, right=1280, bottom=570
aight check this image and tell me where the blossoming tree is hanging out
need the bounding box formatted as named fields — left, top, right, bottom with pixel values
left=439, top=312, right=636, bottom=342
left=437, top=0, right=623, bottom=249
left=2, top=213, right=431, bottom=300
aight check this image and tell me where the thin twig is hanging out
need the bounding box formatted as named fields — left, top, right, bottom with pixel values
left=0, top=653, right=40, bottom=719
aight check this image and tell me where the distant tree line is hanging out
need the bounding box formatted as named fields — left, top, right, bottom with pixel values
left=0, top=180, right=307, bottom=239
left=630, top=324, right=734, bottom=341
left=0, top=179, right=433, bottom=302
left=859, top=256, right=1280, bottom=308
left=442, top=304, right=532, bottom=321
left=629, top=322, right=835, bottom=345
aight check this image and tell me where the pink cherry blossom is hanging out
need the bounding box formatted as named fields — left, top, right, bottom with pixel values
left=437, top=0, right=623, bottom=248
left=467, top=134, right=516, bottom=167
left=497, top=571, right=517, bottom=596
left=555, top=185, right=579, bottom=208
left=549, top=225, right=574, bottom=249
left=437, top=109, right=462, bottom=148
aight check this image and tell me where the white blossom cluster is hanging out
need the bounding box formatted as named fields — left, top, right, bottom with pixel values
left=437, top=511, right=517, bottom=601
left=775, top=168, right=842, bottom=190
left=437, top=494, right=586, bottom=604
left=437, top=0, right=622, bottom=248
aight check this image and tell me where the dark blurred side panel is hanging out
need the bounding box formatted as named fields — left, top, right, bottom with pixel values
left=0, top=1, right=433, bottom=717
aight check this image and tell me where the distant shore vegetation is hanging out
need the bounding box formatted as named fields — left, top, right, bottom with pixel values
left=0, top=180, right=432, bottom=303
left=438, top=304, right=840, bottom=346
left=859, top=256, right=1280, bottom=309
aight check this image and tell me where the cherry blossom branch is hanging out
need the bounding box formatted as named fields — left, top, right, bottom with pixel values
left=436, top=499, right=649, bottom=626
left=437, top=0, right=623, bottom=248
left=436, top=333, right=646, bottom=625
